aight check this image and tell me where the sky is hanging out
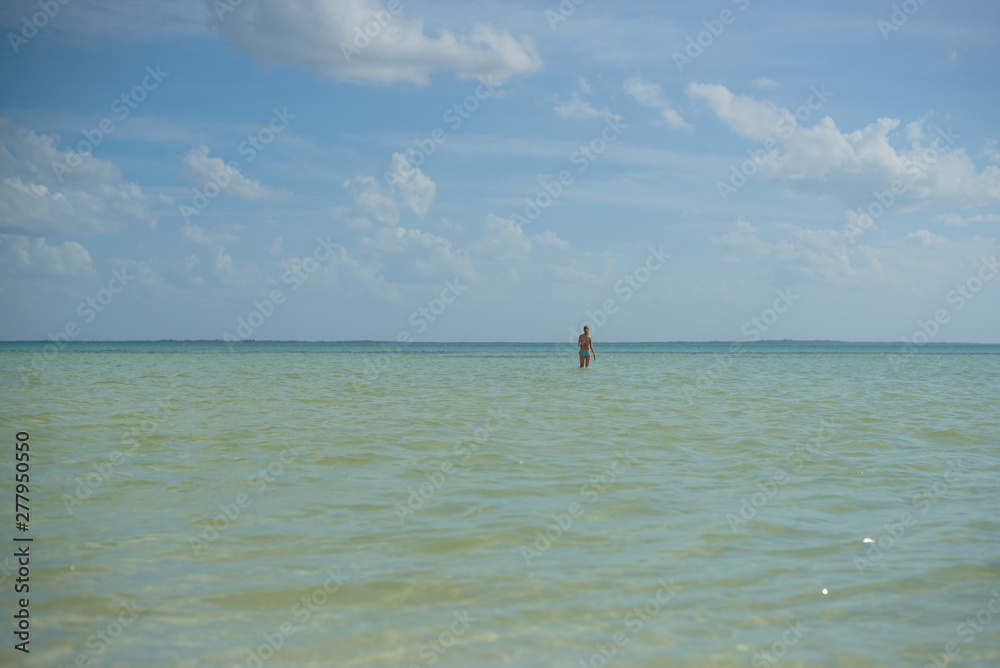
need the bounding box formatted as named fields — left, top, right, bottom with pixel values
left=1, top=0, right=999, bottom=343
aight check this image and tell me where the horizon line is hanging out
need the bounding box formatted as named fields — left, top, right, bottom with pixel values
left=2, top=339, right=999, bottom=345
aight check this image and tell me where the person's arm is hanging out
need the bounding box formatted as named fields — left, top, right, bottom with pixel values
left=590, top=339, right=596, bottom=359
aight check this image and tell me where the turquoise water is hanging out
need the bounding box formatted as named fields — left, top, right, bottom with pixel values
left=2, top=342, right=999, bottom=667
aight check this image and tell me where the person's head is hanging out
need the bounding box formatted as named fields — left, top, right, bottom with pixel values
left=583, top=326, right=589, bottom=333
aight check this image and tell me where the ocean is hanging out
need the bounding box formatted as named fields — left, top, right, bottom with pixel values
left=2, top=341, right=999, bottom=667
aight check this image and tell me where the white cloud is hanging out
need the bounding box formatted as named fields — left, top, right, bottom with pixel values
left=265, top=237, right=284, bottom=256
left=540, top=252, right=618, bottom=287
left=276, top=244, right=351, bottom=291
left=139, top=224, right=260, bottom=292
left=711, top=218, right=771, bottom=258
left=935, top=213, right=965, bottom=226
left=390, top=153, right=436, bottom=218
left=209, top=247, right=257, bottom=288
left=439, top=217, right=464, bottom=234
left=933, top=213, right=1000, bottom=226
left=472, top=214, right=532, bottom=261
left=686, top=83, right=791, bottom=142
left=687, top=83, right=1000, bottom=211
left=275, top=245, right=398, bottom=302
left=553, top=77, right=618, bottom=120
left=905, top=121, right=924, bottom=143
left=711, top=218, right=883, bottom=283
left=330, top=205, right=375, bottom=230
left=554, top=92, right=619, bottom=121
left=164, top=246, right=259, bottom=290
left=0, top=121, right=155, bottom=236
left=754, top=77, right=779, bottom=90
left=623, top=76, right=689, bottom=130
left=183, top=145, right=276, bottom=200
left=206, top=0, right=541, bottom=86
left=983, top=138, right=1000, bottom=164
left=361, top=225, right=473, bottom=282
left=181, top=222, right=245, bottom=246
left=533, top=230, right=569, bottom=251
left=345, top=175, right=400, bottom=225
left=772, top=223, right=883, bottom=283
left=343, top=152, right=436, bottom=227
left=905, top=230, right=946, bottom=247
left=464, top=215, right=611, bottom=294
left=0, top=235, right=93, bottom=277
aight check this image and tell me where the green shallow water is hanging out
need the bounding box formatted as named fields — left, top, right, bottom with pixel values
left=2, top=342, right=999, bottom=667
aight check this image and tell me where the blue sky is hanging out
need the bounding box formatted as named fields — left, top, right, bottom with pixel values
left=1, top=0, right=998, bottom=342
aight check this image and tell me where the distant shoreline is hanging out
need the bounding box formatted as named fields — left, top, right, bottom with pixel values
left=2, top=339, right=1000, bottom=346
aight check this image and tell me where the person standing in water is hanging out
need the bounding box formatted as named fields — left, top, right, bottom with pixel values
left=578, top=326, right=596, bottom=368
